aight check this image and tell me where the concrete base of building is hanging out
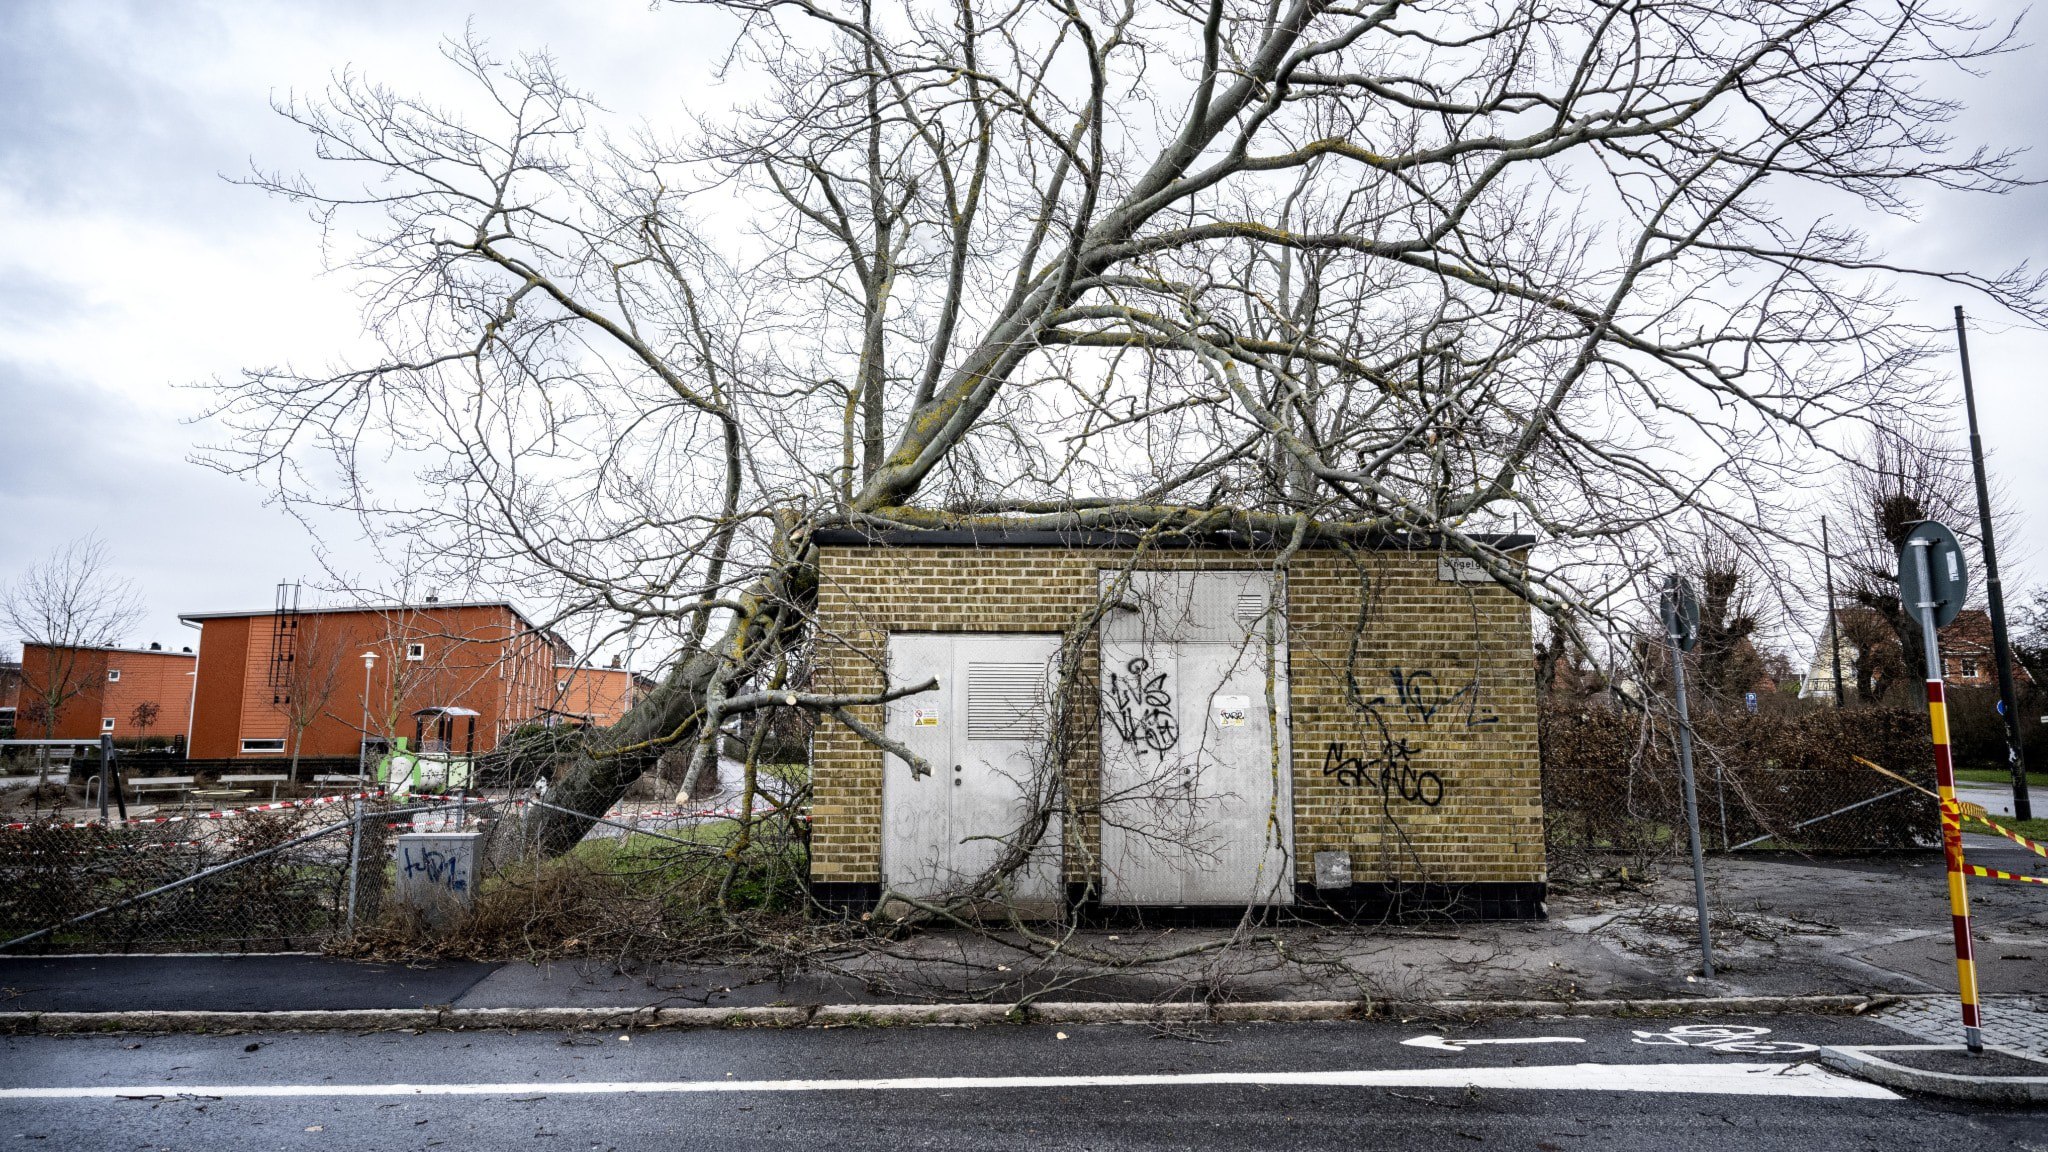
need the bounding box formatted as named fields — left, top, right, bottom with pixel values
left=1294, top=881, right=1547, bottom=922
left=807, top=880, right=1547, bottom=923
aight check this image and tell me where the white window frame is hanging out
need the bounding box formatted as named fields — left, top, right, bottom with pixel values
left=106, top=668, right=121, bottom=682
left=406, top=642, right=426, bottom=661
left=101, top=718, right=116, bottom=732
left=240, top=738, right=286, bottom=754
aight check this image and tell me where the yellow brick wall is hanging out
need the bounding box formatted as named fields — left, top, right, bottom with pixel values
left=809, top=546, right=1543, bottom=888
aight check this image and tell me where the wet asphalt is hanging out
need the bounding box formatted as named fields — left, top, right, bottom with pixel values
left=3, top=1014, right=2043, bottom=1151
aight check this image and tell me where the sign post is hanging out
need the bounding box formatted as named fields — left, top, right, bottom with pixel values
left=1900, top=519, right=1983, bottom=1055
left=1661, top=575, right=1713, bottom=979
left=95, top=734, right=128, bottom=827
left=98, top=735, right=112, bottom=828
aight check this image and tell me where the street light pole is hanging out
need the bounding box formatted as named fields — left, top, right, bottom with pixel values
left=358, top=650, right=379, bottom=783
left=1823, top=516, right=1846, bottom=708
left=1954, top=306, right=2032, bottom=821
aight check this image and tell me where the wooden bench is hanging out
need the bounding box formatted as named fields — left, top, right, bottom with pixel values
left=219, top=774, right=290, bottom=800
left=126, top=775, right=196, bottom=800
left=312, top=773, right=369, bottom=791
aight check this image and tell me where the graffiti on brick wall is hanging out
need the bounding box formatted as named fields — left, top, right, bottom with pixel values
left=1321, top=738, right=1443, bottom=806
left=1386, top=667, right=1498, bottom=728
left=1324, top=667, right=1492, bottom=807
left=1105, top=657, right=1179, bottom=755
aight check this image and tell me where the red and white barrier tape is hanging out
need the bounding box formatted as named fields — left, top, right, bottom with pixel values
left=2, top=787, right=390, bottom=832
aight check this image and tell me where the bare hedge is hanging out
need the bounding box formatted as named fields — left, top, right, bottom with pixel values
left=1541, top=703, right=1938, bottom=865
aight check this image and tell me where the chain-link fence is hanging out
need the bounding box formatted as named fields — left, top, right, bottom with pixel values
left=0, top=784, right=810, bottom=957
left=0, top=794, right=534, bottom=954
left=1541, top=702, right=1940, bottom=869
left=2, top=810, right=361, bottom=953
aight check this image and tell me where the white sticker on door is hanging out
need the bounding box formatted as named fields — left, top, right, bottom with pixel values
left=912, top=707, right=941, bottom=728
left=1214, top=694, right=1249, bottom=727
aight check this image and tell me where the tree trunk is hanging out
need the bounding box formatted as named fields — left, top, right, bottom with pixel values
left=687, top=758, right=721, bottom=802
left=525, top=546, right=814, bottom=855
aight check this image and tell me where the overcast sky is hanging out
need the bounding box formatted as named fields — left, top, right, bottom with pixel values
left=5, top=0, right=2048, bottom=664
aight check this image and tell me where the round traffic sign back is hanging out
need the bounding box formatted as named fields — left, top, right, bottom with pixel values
left=1661, top=575, right=1701, bottom=652
left=1897, top=520, right=1968, bottom=628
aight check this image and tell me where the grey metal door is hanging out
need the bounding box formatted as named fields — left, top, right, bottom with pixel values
left=881, top=633, right=1064, bottom=904
left=1099, top=570, right=1293, bottom=905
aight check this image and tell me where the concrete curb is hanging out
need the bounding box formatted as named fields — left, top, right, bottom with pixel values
left=0, top=993, right=1908, bottom=1035
left=1818, top=1044, right=2048, bottom=1104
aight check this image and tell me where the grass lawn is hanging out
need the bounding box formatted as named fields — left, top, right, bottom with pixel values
left=1951, top=768, right=2048, bottom=789
left=1963, top=813, right=2048, bottom=844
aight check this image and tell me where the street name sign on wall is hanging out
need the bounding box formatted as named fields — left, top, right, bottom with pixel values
left=1436, top=555, right=1490, bottom=583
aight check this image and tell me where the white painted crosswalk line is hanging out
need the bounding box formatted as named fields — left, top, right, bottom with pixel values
left=0, top=1062, right=1897, bottom=1101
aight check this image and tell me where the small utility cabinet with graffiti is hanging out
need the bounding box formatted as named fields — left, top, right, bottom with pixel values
left=810, top=528, right=1543, bottom=920
left=393, top=831, right=482, bottom=926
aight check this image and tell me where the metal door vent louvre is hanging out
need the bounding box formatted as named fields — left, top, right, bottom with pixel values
left=1234, top=591, right=1267, bottom=621
left=966, top=662, right=1047, bottom=741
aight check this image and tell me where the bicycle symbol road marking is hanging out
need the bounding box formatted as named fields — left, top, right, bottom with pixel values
left=1630, top=1024, right=1819, bottom=1055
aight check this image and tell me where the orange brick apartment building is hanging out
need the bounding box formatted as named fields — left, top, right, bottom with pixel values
left=179, top=601, right=568, bottom=761
left=548, top=661, right=656, bottom=728
left=13, top=643, right=196, bottom=743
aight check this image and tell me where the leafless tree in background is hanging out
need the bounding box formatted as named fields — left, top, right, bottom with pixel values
left=128, top=701, right=162, bottom=747
left=273, top=616, right=351, bottom=781
left=1837, top=424, right=1981, bottom=700
left=207, top=0, right=2048, bottom=858
left=2, top=538, right=144, bottom=749
left=1683, top=539, right=1769, bottom=707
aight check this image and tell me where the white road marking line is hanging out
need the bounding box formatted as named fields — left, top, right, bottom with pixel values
left=1402, top=1035, right=1586, bottom=1052
left=0, top=1063, right=1896, bottom=1101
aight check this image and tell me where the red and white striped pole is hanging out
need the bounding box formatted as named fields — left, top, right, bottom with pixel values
left=1909, top=534, right=1984, bottom=1054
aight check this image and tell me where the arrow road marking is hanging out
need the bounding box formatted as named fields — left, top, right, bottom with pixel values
left=0, top=1063, right=1894, bottom=1100
left=1402, top=1034, right=1587, bottom=1052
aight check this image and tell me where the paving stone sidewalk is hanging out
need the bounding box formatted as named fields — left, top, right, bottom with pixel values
left=1869, top=994, right=2048, bottom=1059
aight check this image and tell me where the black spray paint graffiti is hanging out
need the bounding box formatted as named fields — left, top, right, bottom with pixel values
left=1326, top=667, right=1493, bottom=807
left=1386, top=667, right=1498, bottom=728
left=1321, top=738, right=1443, bottom=806
left=400, top=845, right=470, bottom=892
left=1104, top=657, right=1179, bottom=755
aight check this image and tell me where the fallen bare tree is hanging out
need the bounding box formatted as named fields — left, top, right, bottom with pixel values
left=208, top=0, right=2046, bottom=878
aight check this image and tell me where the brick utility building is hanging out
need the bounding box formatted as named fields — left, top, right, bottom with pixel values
left=12, top=642, right=197, bottom=744
left=808, top=529, right=1543, bottom=919
left=179, top=600, right=566, bottom=761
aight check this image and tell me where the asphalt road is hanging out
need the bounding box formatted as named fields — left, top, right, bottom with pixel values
left=3, top=1015, right=2043, bottom=1151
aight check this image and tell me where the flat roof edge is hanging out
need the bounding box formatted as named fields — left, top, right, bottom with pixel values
left=177, top=600, right=536, bottom=626
left=811, top=527, right=1536, bottom=550
left=12, top=643, right=196, bottom=658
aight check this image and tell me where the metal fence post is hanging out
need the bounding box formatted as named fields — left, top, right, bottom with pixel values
left=345, top=796, right=365, bottom=937
left=1715, top=760, right=1730, bottom=851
